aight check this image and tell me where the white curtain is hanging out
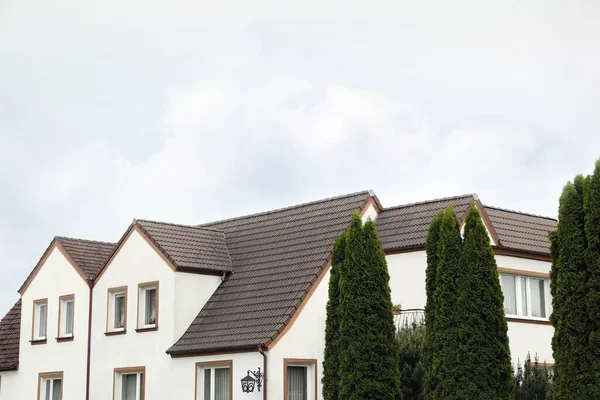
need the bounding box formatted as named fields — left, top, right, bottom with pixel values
left=115, top=296, right=124, bottom=328
left=52, top=379, right=61, bottom=400
left=122, top=374, right=137, bottom=400
left=45, top=380, right=51, bottom=400
left=39, top=304, right=47, bottom=337
left=501, top=275, right=517, bottom=315
left=66, top=301, right=74, bottom=335
left=215, top=368, right=230, bottom=400
left=287, top=366, right=307, bottom=400
left=203, top=369, right=211, bottom=400
left=520, top=277, right=528, bottom=316
left=145, top=289, right=156, bottom=325
left=530, top=279, right=546, bottom=317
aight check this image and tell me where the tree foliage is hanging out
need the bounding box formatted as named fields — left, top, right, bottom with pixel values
left=514, top=353, right=553, bottom=400
left=398, top=322, right=425, bottom=400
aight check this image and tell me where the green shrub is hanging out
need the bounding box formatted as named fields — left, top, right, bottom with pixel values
left=397, top=322, right=425, bottom=400
left=514, top=353, right=553, bottom=400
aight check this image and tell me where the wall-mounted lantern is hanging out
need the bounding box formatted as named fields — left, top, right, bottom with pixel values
left=241, top=367, right=263, bottom=393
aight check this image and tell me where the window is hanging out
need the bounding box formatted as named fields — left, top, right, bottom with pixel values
left=33, top=299, right=48, bottom=341
left=137, top=282, right=159, bottom=331
left=500, top=273, right=551, bottom=319
left=38, top=372, right=63, bottom=400
left=107, top=287, right=127, bottom=333
left=284, top=359, right=317, bottom=400
left=114, top=367, right=144, bottom=400
left=195, top=361, right=232, bottom=400
left=58, top=295, right=74, bottom=339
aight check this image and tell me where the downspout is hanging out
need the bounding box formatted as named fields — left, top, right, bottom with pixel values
left=259, top=346, right=267, bottom=400
left=86, top=282, right=93, bottom=400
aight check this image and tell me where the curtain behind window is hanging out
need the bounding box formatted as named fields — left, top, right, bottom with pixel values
left=215, top=367, right=230, bottom=400
left=530, top=279, right=546, bottom=317
left=52, top=379, right=62, bottom=400
left=287, top=366, right=307, bottom=400
left=122, top=374, right=137, bottom=400
left=115, top=295, right=124, bottom=328
left=145, top=289, right=156, bottom=325
left=39, top=304, right=47, bottom=337
left=45, top=380, right=51, bottom=400
left=66, top=301, right=74, bottom=334
left=501, top=275, right=516, bottom=315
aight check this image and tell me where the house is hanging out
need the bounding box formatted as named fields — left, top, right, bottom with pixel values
left=0, top=190, right=556, bottom=400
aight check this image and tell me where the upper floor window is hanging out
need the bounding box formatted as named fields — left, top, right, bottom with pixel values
left=284, top=359, right=316, bottom=400
left=137, top=282, right=158, bottom=330
left=58, top=295, right=74, bottom=339
left=38, top=372, right=63, bottom=400
left=33, top=299, right=48, bottom=341
left=500, top=273, right=551, bottom=319
left=114, top=367, right=144, bottom=400
left=196, top=361, right=232, bottom=400
left=107, top=287, right=127, bottom=333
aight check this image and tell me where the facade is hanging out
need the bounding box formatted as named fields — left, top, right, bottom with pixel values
left=0, top=191, right=556, bottom=400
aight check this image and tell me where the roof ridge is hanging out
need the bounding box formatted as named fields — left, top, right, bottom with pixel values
left=382, top=193, right=477, bottom=211
left=136, top=219, right=224, bottom=233
left=483, top=204, right=557, bottom=222
left=198, top=190, right=371, bottom=227
left=54, top=236, right=116, bottom=246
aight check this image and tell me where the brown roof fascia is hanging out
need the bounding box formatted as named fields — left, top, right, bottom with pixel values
left=472, top=199, right=501, bottom=247
left=19, top=239, right=91, bottom=295
left=93, top=222, right=179, bottom=287
left=493, top=247, right=552, bottom=262
left=265, top=193, right=375, bottom=351
left=168, top=345, right=259, bottom=358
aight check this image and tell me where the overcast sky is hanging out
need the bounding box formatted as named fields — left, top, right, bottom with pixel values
left=1, top=0, right=599, bottom=316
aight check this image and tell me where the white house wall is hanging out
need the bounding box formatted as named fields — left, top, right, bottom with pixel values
left=0, top=371, right=17, bottom=399
left=15, top=246, right=90, bottom=399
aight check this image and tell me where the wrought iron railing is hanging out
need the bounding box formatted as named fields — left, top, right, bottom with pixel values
left=394, top=308, right=425, bottom=330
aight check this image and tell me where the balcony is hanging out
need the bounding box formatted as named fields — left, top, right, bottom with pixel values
left=394, top=308, right=425, bottom=330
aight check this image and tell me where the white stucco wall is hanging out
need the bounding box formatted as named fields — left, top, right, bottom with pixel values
left=15, top=245, right=90, bottom=399
left=0, top=371, right=19, bottom=399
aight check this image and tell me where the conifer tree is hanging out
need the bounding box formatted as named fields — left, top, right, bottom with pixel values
left=338, top=213, right=402, bottom=400
left=424, top=207, right=462, bottom=399
left=398, top=322, right=425, bottom=400
left=551, top=176, right=590, bottom=398
left=454, top=206, right=513, bottom=399
left=322, top=233, right=347, bottom=400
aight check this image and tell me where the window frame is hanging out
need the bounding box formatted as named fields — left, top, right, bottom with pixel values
left=283, top=358, right=317, bottom=400
left=57, top=294, right=75, bottom=341
left=37, top=371, right=63, bottom=400
left=106, top=286, right=128, bottom=335
left=113, top=366, right=145, bottom=400
left=498, top=268, right=551, bottom=322
left=195, top=360, right=233, bottom=400
left=136, top=281, right=159, bottom=332
left=31, top=298, right=49, bottom=343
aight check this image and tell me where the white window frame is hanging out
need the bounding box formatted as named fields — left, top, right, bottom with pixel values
left=58, top=295, right=74, bottom=338
left=38, top=372, right=63, bottom=400
left=500, top=273, right=552, bottom=321
left=284, top=359, right=317, bottom=400
left=107, top=287, right=127, bottom=333
left=114, top=368, right=144, bottom=400
left=33, top=299, right=48, bottom=341
left=137, top=282, right=158, bottom=330
left=195, top=361, right=232, bottom=400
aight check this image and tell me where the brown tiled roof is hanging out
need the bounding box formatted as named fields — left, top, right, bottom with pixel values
left=0, top=299, right=21, bottom=371
left=375, top=194, right=476, bottom=251
left=483, top=206, right=557, bottom=256
left=136, top=220, right=232, bottom=273
left=55, top=237, right=117, bottom=280
left=167, top=191, right=372, bottom=355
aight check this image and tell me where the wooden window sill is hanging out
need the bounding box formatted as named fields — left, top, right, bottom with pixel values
left=506, top=317, right=552, bottom=325
left=104, top=330, right=127, bottom=336
left=56, top=336, right=74, bottom=342
left=135, top=326, right=158, bottom=333
left=30, top=339, right=47, bottom=345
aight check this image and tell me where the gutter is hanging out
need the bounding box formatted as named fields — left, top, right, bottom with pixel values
left=86, top=282, right=93, bottom=400
left=259, top=346, right=267, bottom=400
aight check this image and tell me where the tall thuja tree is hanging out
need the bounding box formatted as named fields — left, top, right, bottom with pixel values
left=584, top=160, right=600, bottom=394
left=422, top=212, right=442, bottom=396
left=322, top=233, right=347, bottom=400
left=454, top=206, right=513, bottom=399
left=425, top=207, right=463, bottom=399
left=551, top=175, right=590, bottom=398
left=338, top=213, right=402, bottom=400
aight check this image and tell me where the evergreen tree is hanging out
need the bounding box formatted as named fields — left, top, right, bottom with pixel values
left=322, top=233, right=347, bottom=400
left=398, top=322, right=425, bottom=400
left=454, top=206, right=513, bottom=399
left=551, top=176, right=590, bottom=398
left=422, top=212, right=442, bottom=396
left=338, top=213, right=402, bottom=400
left=514, top=352, right=553, bottom=400
left=424, top=207, right=463, bottom=399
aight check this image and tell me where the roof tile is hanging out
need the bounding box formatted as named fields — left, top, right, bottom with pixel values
left=0, top=299, right=21, bottom=371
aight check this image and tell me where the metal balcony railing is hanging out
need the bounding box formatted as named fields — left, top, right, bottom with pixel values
left=394, top=308, right=425, bottom=330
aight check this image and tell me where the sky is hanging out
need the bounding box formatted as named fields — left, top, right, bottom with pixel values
left=1, top=0, right=599, bottom=316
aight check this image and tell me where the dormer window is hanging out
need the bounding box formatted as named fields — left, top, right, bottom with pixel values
left=33, top=299, right=48, bottom=342
left=137, top=282, right=158, bottom=331
left=107, top=287, right=127, bottom=334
